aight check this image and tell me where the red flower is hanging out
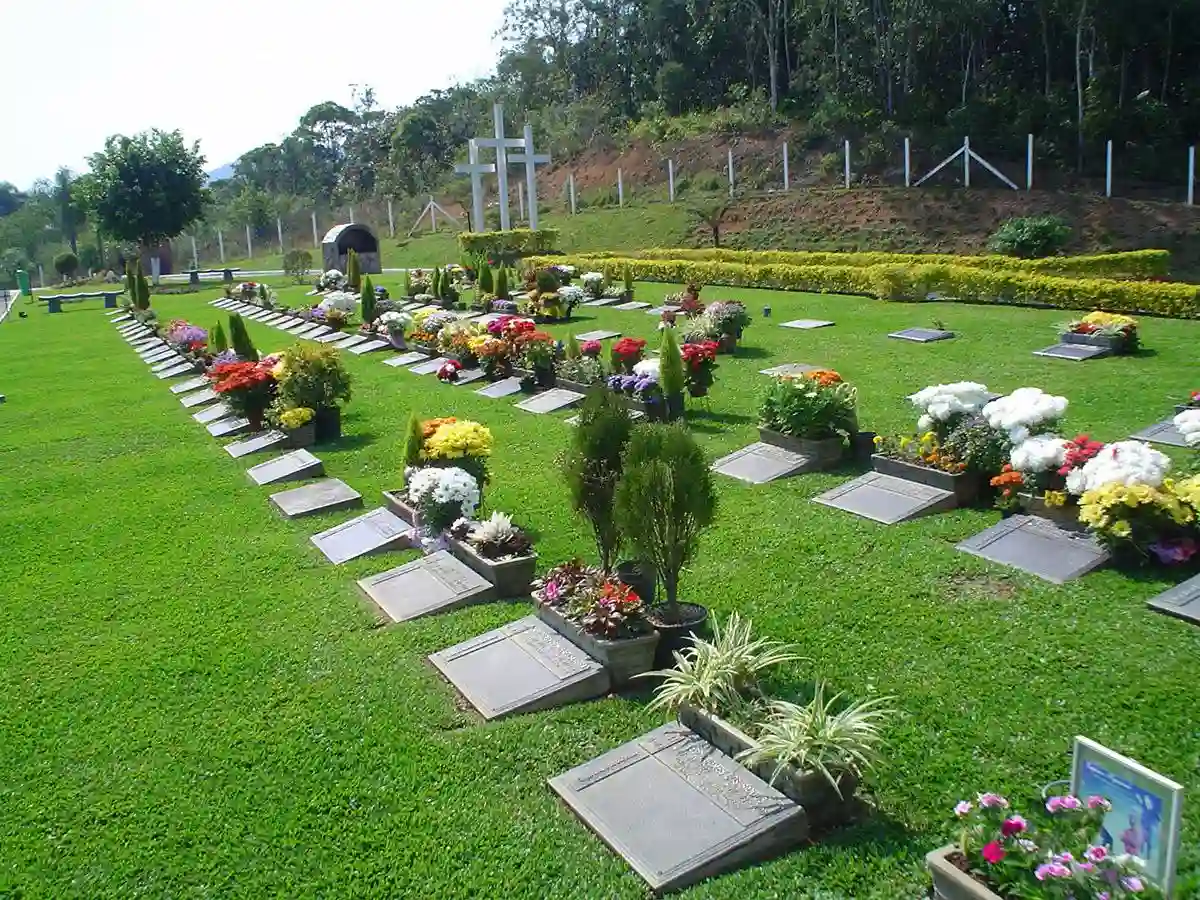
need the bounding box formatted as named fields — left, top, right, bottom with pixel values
left=1000, top=816, right=1027, bottom=837
left=612, top=337, right=647, bottom=359
left=437, top=360, right=463, bottom=382
left=580, top=340, right=602, bottom=357
left=981, top=841, right=1006, bottom=864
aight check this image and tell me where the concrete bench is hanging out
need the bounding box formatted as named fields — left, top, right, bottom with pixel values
left=42, top=290, right=126, bottom=313
left=186, top=268, right=242, bottom=286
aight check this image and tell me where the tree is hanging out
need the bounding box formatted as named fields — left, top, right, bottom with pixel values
left=361, top=274, right=376, bottom=322
left=346, top=248, right=361, bottom=289
left=132, top=259, right=151, bottom=310
left=53, top=250, right=78, bottom=279
left=1, top=248, right=29, bottom=280
left=53, top=168, right=83, bottom=254
left=227, top=313, right=259, bottom=361
left=0, top=182, right=25, bottom=218
left=690, top=202, right=730, bottom=248
left=86, top=130, right=210, bottom=262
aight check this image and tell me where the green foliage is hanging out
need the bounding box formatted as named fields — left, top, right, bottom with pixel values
left=535, top=267, right=560, bottom=293
left=401, top=269, right=412, bottom=297
left=655, top=61, right=692, bottom=115
left=210, top=322, right=229, bottom=354
left=403, top=413, right=424, bottom=472
left=565, top=334, right=581, bottom=360
left=1, top=248, right=29, bottom=279
left=688, top=202, right=731, bottom=248
left=658, top=327, right=685, bottom=397
left=988, top=215, right=1073, bottom=259
left=52, top=250, right=78, bottom=278
left=562, top=388, right=634, bottom=573
left=360, top=274, right=376, bottom=323
left=85, top=129, right=209, bottom=246
left=615, top=423, right=716, bottom=609
left=346, top=248, right=361, bottom=290
left=495, top=267, right=509, bottom=299
left=282, top=249, right=312, bottom=283
left=257, top=283, right=268, bottom=302
left=457, top=228, right=559, bottom=264
left=622, top=262, right=633, bottom=295
left=431, top=266, right=441, bottom=298
left=133, top=258, right=151, bottom=310
left=276, top=343, right=352, bottom=410
left=941, top=417, right=1013, bottom=474
left=227, top=314, right=258, bottom=361
left=478, top=263, right=494, bottom=294
left=759, top=375, right=858, bottom=440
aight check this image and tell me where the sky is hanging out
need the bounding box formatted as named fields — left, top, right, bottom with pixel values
left=0, top=0, right=509, bottom=189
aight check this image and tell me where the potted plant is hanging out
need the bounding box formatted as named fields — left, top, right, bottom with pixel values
left=477, top=337, right=513, bottom=380
left=387, top=415, right=493, bottom=524
left=681, top=340, right=720, bottom=397
left=610, top=337, right=646, bottom=374
left=274, top=343, right=352, bottom=442
left=207, top=359, right=277, bottom=432
left=278, top=406, right=316, bottom=448
left=992, top=433, right=1105, bottom=527
left=447, top=512, right=536, bottom=596
left=929, top=791, right=1164, bottom=900
left=1057, top=311, right=1139, bottom=354
left=379, top=310, right=411, bottom=349
left=513, top=329, right=556, bottom=387
left=758, top=370, right=856, bottom=465
left=615, top=422, right=716, bottom=664
left=702, top=301, right=751, bottom=353
left=532, top=561, right=659, bottom=685
left=405, top=466, right=480, bottom=551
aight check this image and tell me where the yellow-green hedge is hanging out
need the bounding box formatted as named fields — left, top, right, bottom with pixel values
left=530, top=255, right=1200, bottom=318
left=567, top=247, right=1171, bottom=281
left=458, top=228, right=558, bottom=258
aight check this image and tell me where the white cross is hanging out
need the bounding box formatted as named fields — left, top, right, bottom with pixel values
left=454, top=139, right=496, bottom=233
left=474, top=104, right=525, bottom=231
left=508, top=123, right=551, bottom=231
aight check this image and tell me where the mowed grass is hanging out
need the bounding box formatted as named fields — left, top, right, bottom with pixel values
left=2, top=283, right=1199, bottom=899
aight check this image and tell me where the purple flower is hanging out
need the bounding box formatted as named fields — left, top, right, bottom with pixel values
left=1098, top=894, right=1110, bottom=900
left=212, top=349, right=239, bottom=365
left=1121, top=876, right=1144, bottom=892
left=954, top=800, right=973, bottom=817
left=606, top=375, right=624, bottom=391
left=977, top=793, right=1009, bottom=810
left=1035, top=862, right=1072, bottom=880
left=634, top=377, right=656, bottom=393
left=1086, top=846, right=1109, bottom=864
left=619, top=375, right=638, bottom=392
left=1149, top=537, right=1198, bottom=565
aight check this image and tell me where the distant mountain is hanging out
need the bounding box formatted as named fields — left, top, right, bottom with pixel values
left=206, top=163, right=235, bottom=182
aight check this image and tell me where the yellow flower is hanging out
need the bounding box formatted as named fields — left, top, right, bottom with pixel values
left=423, top=420, right=494, bottom=460
left=1043, top=490, right=1067, bottom=508
left=280, top=406, right=314, bottom=429
left=1111, top=520, right=1132, bottom=538
left=272, top=360, right=287, bottom=379
left=872, top=435, right=883, bottom=446
left=899, top=436, right=912, bottom=450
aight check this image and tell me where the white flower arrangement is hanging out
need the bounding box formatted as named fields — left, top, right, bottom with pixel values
left=908, top=382, right=993, bottom=432
left=633, top=358, right=661, bottom=380
left=1010, top=434, right=1068, bottom=474
left=558, top=285, right=585, bottom=305
left=319, top=290, right=359, bottom=313
left=316, top=269, right=347, bottom=291
left=406, top=466, right=480, bottom=520
left=378, top=310, right=411, bottom=335
left=582, top=272, right=605, bottom=284
left=1173, top=409, right=1200, bottom=448
left=1065, top=440, right=1172, bottom=494
left=413, top=293, right=435, bottom=303
left=982, top=388, right=1069, bottom=443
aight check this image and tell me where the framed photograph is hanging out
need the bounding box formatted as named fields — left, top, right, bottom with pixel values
left=1070, top=736, right=1184, bottom=896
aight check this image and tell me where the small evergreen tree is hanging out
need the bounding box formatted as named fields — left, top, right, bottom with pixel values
left=258, top=283, right=268, bottom=302
left=431, top=266, right=441, bottom=298
left=401, top=269, right=412, bottom=297
left=479, top=264, right=494, bottom=294
left=403, top=412, right=424, bottom=473
left=228, top=313, right=259, bottom=361
left=565, top=335, right=581, bottom=360
left=361, top=274, right=376, bottom=323
left=346, top=248, right=361, bottom=290
left=659, top=327, right=685, bottom=397
left=441, top=268, right=456, bottom=302
left=623, top=262, right=633, bottom=297
left=563, top=388, right=634, bottom=572
left=124, top=262, right=136, bottom=305
left=495, top=267, right=509, bottom=299
left=211, top=322, right=229, bottom=353
left=134, top=258, right=151, bottom=310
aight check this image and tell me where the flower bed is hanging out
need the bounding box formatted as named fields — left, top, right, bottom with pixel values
left=757, top=428, right=845, bottom=465
left=873, top=455, right=982, bottom=504
left=447, top=513, right=536, bottom=597
left=1058, top=311, right=1139, bottom=353
left=535, top=603, right=658, bottom=686
left=758, top=369, right=856, bottom=462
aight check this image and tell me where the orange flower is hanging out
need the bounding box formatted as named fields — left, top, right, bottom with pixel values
left=804, top=369, right=843, bottom=387
left=421, top=417, right=457, bottom=439
left=990, top=464, right=1024, bottom=489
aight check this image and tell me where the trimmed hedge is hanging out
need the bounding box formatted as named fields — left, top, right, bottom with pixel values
left=528, top=255, right=1200, bottom=318
left=567, top=247, right=1171, bottom=281
left=458, top=228, right=559, bottom=259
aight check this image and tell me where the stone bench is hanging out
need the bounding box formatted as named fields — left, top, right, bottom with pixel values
left=186, top=268, right=242, bottom=286
left=42, top=290, right=126, bottom=313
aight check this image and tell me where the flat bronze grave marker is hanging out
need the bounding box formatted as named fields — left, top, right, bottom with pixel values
left=813, top=472, right=956, bottom=524
left=956, top=514, right=1110, bottom=584
left=225, top=430, right=288, bottom=458
left=357, top=550, right=493, bottom=622
left=247, top=449, right=323, bottom=486
left=270, top=477, right=362, bottom=518
left=309, top=507, right=412, bottom=564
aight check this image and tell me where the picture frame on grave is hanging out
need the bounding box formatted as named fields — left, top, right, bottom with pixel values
left=1069, top=736, right=1183, bottom=895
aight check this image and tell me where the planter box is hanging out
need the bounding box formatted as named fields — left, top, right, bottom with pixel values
left=535, top=603, right=659, bottom=686
left=872, top=455, right=980, bottom=506
left=757, top=428, right=846, bottom=466
left=554, top=377, right=604, bottom=395
left=1017, top=491, right=1084, bottom=531
left=448, top=536, right=537, bottom=598
left=677, top=705, right=857, bottom=828
left=619, top=391, right=684, bottom=422
left=382, top=489, right=421, bottom=528
left=927, top=845, right=999, bottom=900
left=1061, top=332, right=1129, bottom=353
left=286, top=422, right=317, bottom=449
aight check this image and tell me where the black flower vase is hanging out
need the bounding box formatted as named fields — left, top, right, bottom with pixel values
left=314, top=406, right=342, bottom=442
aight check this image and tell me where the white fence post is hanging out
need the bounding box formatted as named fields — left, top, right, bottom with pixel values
left=1106, top=140, right=1113, bottom=198
left=963, top=137, right=970, bottom=188
left=1188, top=146, right=1195, bottom=206
left=349, top=206, right=355, bottom=224
left=430, top=195, right=437, bottom=233
left=668, top=159, right=675, bottom=202
left=782, top=141, right=789, bottom=191
left=517, top=181, right=525, bottom=220
left=904, top=138, right=911, bottom=187
left=569, top=174, right=577, bottom=215
left=190, top=235, right=198, bottom=268
left=1026, top=134, right=1034, bottom=190
left=617, top=169, right=624, bottom=207
left=276, top=217, right=284, bottom=254
left=311, top=211, right=319, bottom=248
left=844, top=140, right=851, bottom=188
left=387, top=198, right=395, bottom=236
left=727, top=149, right=735, bottom=197
left=38, top=264, right=44, bottom=287
left=245, top=225, right=253, bottom=260
left=217, top=229, right=225, bottom=264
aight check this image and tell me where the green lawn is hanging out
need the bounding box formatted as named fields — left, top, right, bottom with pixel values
left=2, top=283, right=1199, bottom=898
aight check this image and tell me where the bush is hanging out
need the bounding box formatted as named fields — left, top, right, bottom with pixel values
left=211, top=322, right=229, bottom=353
left=283, top=249, right=313, bottom=282
left=562, top=388, right=635, bottom=573
left=227, top=313, right=258, bottom=361
left=988, top=215, right=1072, bottom=259
left=478, top=264, right=494, bottom=294
left=658, top=327, right=685, bottom=397
left=495, top=267, right=509, bottom=299
left=360, top=274, right=376, bottom=323
left=275, top=343, right=352, bottom=411
left=346, top=249, right=361, bottom=290
left=53, top=250, right=78, bottom=278
left=457, top=228, right=559, bottom=264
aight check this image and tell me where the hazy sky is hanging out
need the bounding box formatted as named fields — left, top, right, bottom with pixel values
left=1, top=0, right=509, bottom=189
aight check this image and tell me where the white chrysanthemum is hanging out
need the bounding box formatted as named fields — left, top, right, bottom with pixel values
left=318, top=290, right=358, bottom=313
left=1174, top=409, right=1200, bottom=447
left=1066, top=440, right=1172, bottom=493
left=633, top=358, right=661, bottom=379
left=558, top=285, right=585, bottom=304
left=582, top=272, right=605, bottom=284
left=982, top=387, right=1068, bottom=443
left=1010, top=435, right=1069, bottom=474
left=908, top=382, right=992, bottom=424
left=407, top=466, right=479, bottom=519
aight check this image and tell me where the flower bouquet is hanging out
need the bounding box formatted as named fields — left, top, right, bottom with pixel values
left=513, top=329, right=556, bottom=386
left=447, top=511, right=537, bottom=596
left=278, top=405, right=316, bottom=448
left=406, top=416, right=494, bottom=486
left=610, top=337, right=647, bottom=374
left=1058, top=311, right=1139, bottom=354
left=581, top=272, right=606, bottom=300
left=405, top=466, right=480, bottom=543
left=208, top=360, right=277, bottom=431
left=273, top=344, right=352, bottom=441
left=476, top=337, right=513, bottom=380
left=1173, top=409, right=1200, bottom=448
left=908, top=382, right=994, bottom=437
left=681, top=340, right=719, bottom=397
left=437, top=359, right=463, bottom=383
left=702, top=300, right=751, bottom=352
left=758, top=370, right=856, bottom=462
left=378, top=310, right=411, bottom=349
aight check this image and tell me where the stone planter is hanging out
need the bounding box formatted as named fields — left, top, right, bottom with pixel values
left=448, top=536, right=537, bottom=598
left=388, top=333, right=407, bottom=350
left=677, top=705, right=858, bottom=828
left=1175, top=401, right=1198, bottom=415
left=620, top=391, right=684, bottom=422
left=757, top=428, right=846, bottom=466
left=554, top=377, right=604, bottom=395
left=382, top=489, right=421, bottom=528
left=927, top=845, right=999, bottom=900
left=534, top=603, right=659, bottom=686
left=1017, top=491, right=1084, bottom=531
left=286, top=422, right=317, bottom=449
left=717, top=333, right=739, bottom=353
left=1061, top=332, right=1129, bottom=353
left=872, top=455, right=981, bottom=506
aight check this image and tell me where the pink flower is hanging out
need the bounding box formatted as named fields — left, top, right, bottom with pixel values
left=1075, top=861, right=1096, bottom=874
left=977, top=793, right=1009, bottom=810
left=543, top=581, right=561, bottom=602
left=1086, top=846, right=1109, bottom=863
left=1046, top=794, right=1082, bottom=813
left=1035, top=862, right=1071, bottom=880
left=1087, top=795, right=1112, bottom=811
left=1000, top=815, right=1027, bottom=837
left=954, top=800, right=973, bottom=817
left=1121, top=876, right=1145, bottom=892
left=981, top=841, right=1006, bottom=864
left=1098, top=894, right=1110, bottom=900
left=1053, top=851, right=1075, bottom=863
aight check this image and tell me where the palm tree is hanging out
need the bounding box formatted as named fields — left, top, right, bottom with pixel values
left=54, top=168, right=82, bottom=255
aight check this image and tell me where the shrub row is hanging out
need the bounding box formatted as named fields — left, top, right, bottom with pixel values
left=529, top=255, right=1200, bottom=318
left=567, top=247, right=1172, bottom=281
left=458, top=228, right=558, bottom=259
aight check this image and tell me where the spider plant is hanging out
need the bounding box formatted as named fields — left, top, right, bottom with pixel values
left=642, top=612, right=806, bottom=717
left=736, top=683, right=893, bottom=796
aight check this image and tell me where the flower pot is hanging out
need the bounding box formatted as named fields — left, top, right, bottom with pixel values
left=664, top=391, right=685, bottom=421
left=757, top=428, right=846, bottom=466
left=1061, top=332, right=1128, bottom=353
left=554, top=377, right=601, bottom=395
left=871, top=454, right=980, bottom=506
left=926, top=845, right=1001, bottom=900
left=314, top=406, right=341, bottom=442
left=1017, top=492, right=1084, bottom=531
left=616, top=559, right=656, bottom=605
left=645, top=602, right=708, bottom=668
left=448, top=536, right=537, bottom=597
left=677, top=705, right=858, bottom=826
left=388, top=333, right=407, bottom=350
left=382, top=489, right=421, bottom=528
left=286, top=422, right=316, bottom=448
left=535, top=603, right=659, bottom=686
left=687, top=384, right=709, bottom=398
left=717, top=333, right=738, bottom=353
left=851, top=431, right=877, bottom=464
left=247, top=409, right=265, bottom=433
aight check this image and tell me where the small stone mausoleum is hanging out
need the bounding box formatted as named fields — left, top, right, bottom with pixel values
left=321, top=223, right=381, bottom=274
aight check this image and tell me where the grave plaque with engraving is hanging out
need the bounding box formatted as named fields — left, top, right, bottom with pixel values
left=358, top=550, right=494, bottom=622
left=889, top=327, right=955, bottom=342
left=1129, top=419, right=1189, bottom=448
left=193, top=402, right=232, bottom=423
left=613, top=301, right=651, bottom=311
left=780, top=319, right=834, bottom=330
left=957, top=515, right=1110, bottom=583
left=515, top=389, right=585, bottom=414
left=575, top=330, right=621, bottom=341
left=711, top=443, right=816, bottom=484
left=156, top=362, right=196, bottom=380
left=1147, top=572, right=1200, bottom=626
left=309, top=507, right=412, bottom=564
left=225, top=430, right=288, bottom=458
left=1033, top=343, right=1110, bottom=361
left=247, top=449, right=324, bottom=486
left=169, top=376, right=209, bottom=395
left=180, top=388, right=220, bottom=409
left=476, top=377, right=524, bottom=398
left=409, top=357, right=452, bottom=375
left=813, top=472, right=956, bottom=524
left=270, top=478, right=362, bottom=518
left=759, top=363, right=819, bottom=378
left=207, top=417, right=251, bottom=438
left=383, top=351, right=432, bottom=368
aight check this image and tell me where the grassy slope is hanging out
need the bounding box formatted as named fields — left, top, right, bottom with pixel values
left=1, top=283, right=1199, bottom=898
